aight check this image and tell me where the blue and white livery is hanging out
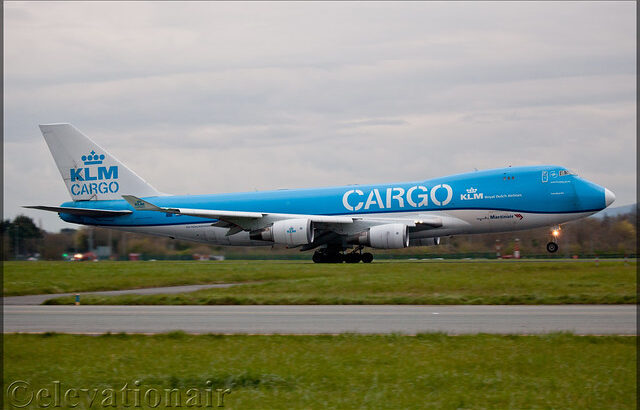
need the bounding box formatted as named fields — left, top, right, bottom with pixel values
left=27, top=124, right=616, bottom=263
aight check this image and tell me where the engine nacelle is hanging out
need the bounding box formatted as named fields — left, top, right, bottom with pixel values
left=356, top=223, right=409, bottom=249
left=409, top=237, right=440, bottom=247
left=251, top=218, right=314, bottom=246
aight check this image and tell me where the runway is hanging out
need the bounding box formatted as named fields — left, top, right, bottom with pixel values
left=3, top=305, right=636, bottom=335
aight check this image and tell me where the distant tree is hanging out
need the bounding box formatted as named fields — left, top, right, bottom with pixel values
left=74, top=229, right=89, bottom=252
left=1, top=215, right=43, bottom=259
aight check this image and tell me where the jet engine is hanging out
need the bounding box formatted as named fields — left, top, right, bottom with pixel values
left=250, top=218, right=314, bottom=246
left=353, top=223, right=409, bottom=249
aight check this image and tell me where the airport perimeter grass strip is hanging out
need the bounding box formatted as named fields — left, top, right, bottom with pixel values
left=7, top=260, right=635, bottom=296
left=15, top=260, right=634, bottom=305
left=3, top=333, right=635, bottom=409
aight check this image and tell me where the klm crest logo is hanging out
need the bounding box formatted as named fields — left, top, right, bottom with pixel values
left=134, top=200, right=146, bottom=208
left=69, top=150, right=120, bottom=196
left=286, top=227, right=297, bottom=234
left=461, top=187, right=483, bottom=201
left=82, top=151, right=105, bottom=165
left=70, top=151, right=118, bottom=181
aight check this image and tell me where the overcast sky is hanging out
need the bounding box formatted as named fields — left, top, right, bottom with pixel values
left=4, top=1, right=636, bottom=232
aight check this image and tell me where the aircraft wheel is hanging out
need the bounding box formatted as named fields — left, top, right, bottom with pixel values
left=330, top=253, right=345, bottom=263
left=361, top=252, right=374, bottom=263
left=546, top=242, right=559, bottom=253
left=312, top=252, right=324, bottom=263
left=314, top=249, right=345, bottom=263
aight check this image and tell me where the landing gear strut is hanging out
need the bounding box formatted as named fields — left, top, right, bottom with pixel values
left=361, top=252, right=374, bottom=263
left=312, top=246, right=374, bottom=263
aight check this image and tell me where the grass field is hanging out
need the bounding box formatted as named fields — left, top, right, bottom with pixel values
left=6, top=260, right=633, bottom=305
left=3, top=333, right=635, bottom=409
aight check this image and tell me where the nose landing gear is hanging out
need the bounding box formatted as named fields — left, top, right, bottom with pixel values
left=546, top=226, right=560, bottom=253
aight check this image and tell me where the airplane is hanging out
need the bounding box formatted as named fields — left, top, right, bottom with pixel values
left=26, top=123, right=616, bottom=263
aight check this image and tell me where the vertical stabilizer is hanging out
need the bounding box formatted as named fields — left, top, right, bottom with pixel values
left=39, top=123, right=162, bottom=201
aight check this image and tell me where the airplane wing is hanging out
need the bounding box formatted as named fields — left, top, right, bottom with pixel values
left=122, top=195, right=444, bottom=238
left=122, top=195, right=363, bottom=232
left=122, top=195, right=265, bottom=219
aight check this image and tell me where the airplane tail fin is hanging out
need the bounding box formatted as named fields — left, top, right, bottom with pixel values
left=39, top=123, right=162, bottom=201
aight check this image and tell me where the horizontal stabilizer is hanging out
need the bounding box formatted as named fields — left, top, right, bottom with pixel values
left=121, top=195, right=165, bottom=212
left=23, top=205, right=132, bottom=217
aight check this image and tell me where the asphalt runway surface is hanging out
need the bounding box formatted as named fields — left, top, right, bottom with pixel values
left=4, top=305, right=636, bottom=335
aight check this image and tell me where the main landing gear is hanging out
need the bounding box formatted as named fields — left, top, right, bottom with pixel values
left=546, top=226, right=560, bottom=253
left=312, top=246, right=373, bottom=264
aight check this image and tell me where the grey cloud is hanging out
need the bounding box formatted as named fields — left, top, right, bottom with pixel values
left=3, top=2, right=635, bottom=232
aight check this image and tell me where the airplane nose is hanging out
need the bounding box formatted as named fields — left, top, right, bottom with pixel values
left=604, top=188, right=616, bottom=207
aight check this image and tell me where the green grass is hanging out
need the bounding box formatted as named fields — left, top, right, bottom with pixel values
left=4, top=260, right=323, bottom=296
left=12, top=260, right=634, bottom=305
left=3, top=333, right=635, bottom=409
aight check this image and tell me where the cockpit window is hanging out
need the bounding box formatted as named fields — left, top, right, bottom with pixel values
left=559, top=170, right=577, bottom=176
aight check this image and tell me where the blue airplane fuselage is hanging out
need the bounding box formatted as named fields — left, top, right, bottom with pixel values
left=57, top=165, right=608, bottom=230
